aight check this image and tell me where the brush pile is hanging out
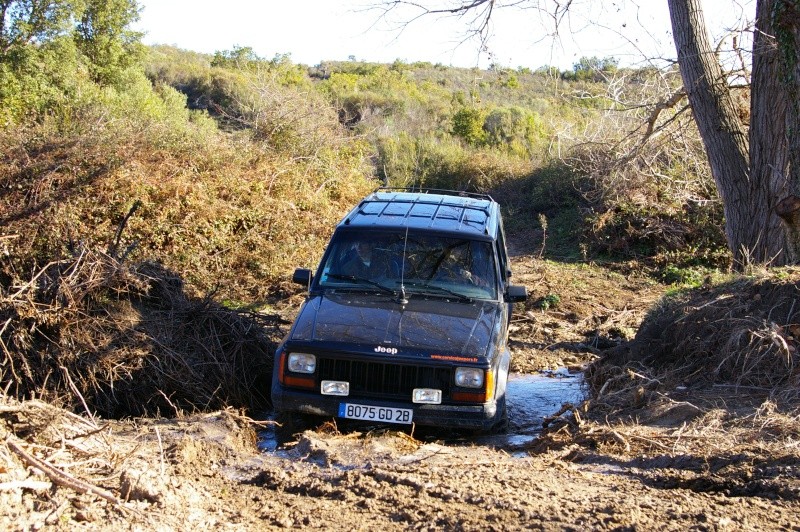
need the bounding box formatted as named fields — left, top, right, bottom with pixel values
left=533, top=270, right=800, bottom=484
left=0, top=245, right=280, bottom=418
left=587, top=268, right=800, bottom=414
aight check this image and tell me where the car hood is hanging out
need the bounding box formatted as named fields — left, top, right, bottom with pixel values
left=288, top=292, right=501, bottom=358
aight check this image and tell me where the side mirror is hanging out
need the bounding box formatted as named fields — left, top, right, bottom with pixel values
left=506, top=284, right=527, bottom=302
left=292, top=268, right=313, bottom=286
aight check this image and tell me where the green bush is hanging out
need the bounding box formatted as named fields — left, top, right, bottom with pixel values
left=537, top=293, right=561, bottom=310
left=0, top=37, right=85, bottom=125
left=377, top=132, right=532, bottom=192
left=483, top=106, right=548, bottom=156
left=661, top=265, right=706, bottom=287
left=74, top=0, right=144, bottom=88
left=562, top=56, right=619, bottom=82
left=451, top=107, right=487, bottom=146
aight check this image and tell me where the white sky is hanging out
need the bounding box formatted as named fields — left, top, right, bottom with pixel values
left=134, top=0, right=755, bottom=70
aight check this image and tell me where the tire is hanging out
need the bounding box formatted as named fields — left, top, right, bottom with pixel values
left=273, top=410, right=318, bottom=444
left=494, top=396, right=509, bottom=433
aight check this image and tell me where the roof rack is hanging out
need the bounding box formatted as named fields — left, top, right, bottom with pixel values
left=374, top=187, right=495, bottom=202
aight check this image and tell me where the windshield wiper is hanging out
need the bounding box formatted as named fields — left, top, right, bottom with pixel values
left=403, top=282, right=473, bottom=303
left=326, top=273, right=395, bottom=295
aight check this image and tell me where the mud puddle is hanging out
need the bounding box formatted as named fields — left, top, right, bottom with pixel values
left=258, top=370, right=584, bottom=453
left=470, top=370, right=585, bottom=452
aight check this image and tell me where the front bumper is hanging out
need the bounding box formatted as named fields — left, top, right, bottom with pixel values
left=272, top=382, right=502, bottom=431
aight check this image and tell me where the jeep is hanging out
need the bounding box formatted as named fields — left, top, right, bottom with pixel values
left=271, top=189, right=527, bottom=431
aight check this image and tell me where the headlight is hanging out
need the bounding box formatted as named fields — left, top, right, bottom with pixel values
left=454, top=367, right=484, bottom=388
left=287, top=352, right=316, bottom=374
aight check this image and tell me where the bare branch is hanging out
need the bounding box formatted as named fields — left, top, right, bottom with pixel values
left=367, top=1, right=576, bottom=64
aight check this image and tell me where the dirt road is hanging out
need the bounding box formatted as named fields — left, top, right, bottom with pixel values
left=2, top=253, right=799, bottom=530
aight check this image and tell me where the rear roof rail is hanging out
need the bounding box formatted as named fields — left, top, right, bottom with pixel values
left=374, top=187, right=495, bottom=202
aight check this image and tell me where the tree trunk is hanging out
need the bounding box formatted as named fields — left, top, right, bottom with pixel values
left=668, top=0, right=788, bottom=267
left=749, top=0, right=792, bottom=263
left=773, top=0, right=800, bottom=261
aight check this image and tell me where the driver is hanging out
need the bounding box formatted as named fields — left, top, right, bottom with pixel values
left=339, top=241, right=372, bottom=277
left=435, top=243, right=489, bottom=287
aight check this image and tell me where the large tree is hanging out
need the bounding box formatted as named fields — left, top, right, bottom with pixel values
left=669, top=0, right=791, bottom=266
left=378, top=0, right=800, bottom=267
left=772, top=0, right=800, bottom=261
left=1, top=0, right=142, bottom=85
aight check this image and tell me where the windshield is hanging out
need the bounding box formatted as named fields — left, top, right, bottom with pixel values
left=317, top=231, right=498, bottom=300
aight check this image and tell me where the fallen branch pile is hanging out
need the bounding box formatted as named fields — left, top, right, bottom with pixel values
left=586, top=269, right=800, bottom=412
left=0, top=246, right=281, bottom=417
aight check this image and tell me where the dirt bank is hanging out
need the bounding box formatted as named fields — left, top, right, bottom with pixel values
left=1, top=252, right=799, bottom=530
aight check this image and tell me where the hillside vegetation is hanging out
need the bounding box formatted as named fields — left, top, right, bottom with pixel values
left=3, top=19, right=731, bottom=298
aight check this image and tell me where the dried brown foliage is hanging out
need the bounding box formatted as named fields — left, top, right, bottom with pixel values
left=582, top=268, right=800, bottom=424
left=534, top=272, right=800, bottom=484
left=614, top=271, right=799, bottom=385
left=0, top=246, right=282, bottom=418
left=0, top=105, right=375, bottom=304
left=561, top=71, right=728, bottom=265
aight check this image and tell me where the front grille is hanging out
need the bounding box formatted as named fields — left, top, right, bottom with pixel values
left=318, top=358, right=452, bottom=400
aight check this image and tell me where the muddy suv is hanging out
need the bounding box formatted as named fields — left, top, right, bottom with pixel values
left=271, top=189, right=527, bottom=430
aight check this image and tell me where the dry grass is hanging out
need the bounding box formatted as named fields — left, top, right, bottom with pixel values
left=596, top=269, right=800, bottom=393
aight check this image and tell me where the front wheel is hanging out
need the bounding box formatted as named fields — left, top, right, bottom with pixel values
left=485, top=396, right=508, bottom=434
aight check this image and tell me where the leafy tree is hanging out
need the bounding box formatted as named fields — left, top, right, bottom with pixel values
left=451, top=106, right=486, bottom=145
left=563, top=56, right=619, bottom=82
left=0, top=0, right=145, bottom=121
left=0, top=0, right=78, bottom=53
left=211, top=45, right=260, bottom=69
left=1, top=1, right=83, bottom=122
left=534, top=65, right=560, bottom=77
left=74, top=0, right=142, bottom=86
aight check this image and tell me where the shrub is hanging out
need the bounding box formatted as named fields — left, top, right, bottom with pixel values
left=537, top=293, right=561, bottom=310
left=451, top=107, right=487, bottom=146
left=377, top=132, right=531, bottom=192
left=0, top=37, right=84, bottom=125
left=0, top=90, right=374, bottom=304
left=483, top=106, right=548, bottom=156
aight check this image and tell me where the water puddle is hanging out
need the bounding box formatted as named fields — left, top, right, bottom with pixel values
left=258, top=414, right=281, bottom=453
left=258, top=369, right=585, bottom=454
left=507, top=370, right=585, bottom=433
left=471, top=370, right=585, bottom=452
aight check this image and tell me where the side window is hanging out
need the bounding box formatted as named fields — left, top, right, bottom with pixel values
left=495, top=221, right=509, bottom=285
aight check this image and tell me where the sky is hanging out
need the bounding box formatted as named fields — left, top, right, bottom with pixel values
left=134, top=0, right=756, bottom=70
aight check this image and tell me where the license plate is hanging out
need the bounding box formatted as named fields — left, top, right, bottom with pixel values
left=338, top=403, right=413, bottom=424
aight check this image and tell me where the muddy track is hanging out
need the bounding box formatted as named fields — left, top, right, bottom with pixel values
left=2, top=252, right=799, bottom=530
